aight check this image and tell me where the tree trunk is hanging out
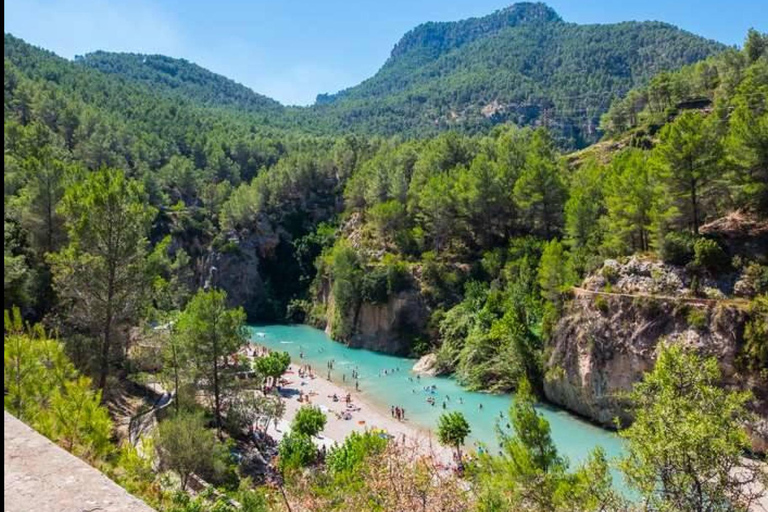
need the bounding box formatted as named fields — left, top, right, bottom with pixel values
left=98, top=297, right=114, bottom=394
left=172, top=341, right=180, bottom=415
left=212, top=309, right=221, bottom=436
left=99, top=222, right=118, bottom=395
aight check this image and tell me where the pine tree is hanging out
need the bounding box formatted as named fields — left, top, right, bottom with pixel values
left=652, top=111, right=723, bottom=234
left=49, top=169, right=155, bottom=392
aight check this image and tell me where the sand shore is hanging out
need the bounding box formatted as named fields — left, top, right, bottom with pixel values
left=264, top=363, right=452, bottom=462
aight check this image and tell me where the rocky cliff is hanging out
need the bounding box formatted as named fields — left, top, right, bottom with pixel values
left=318, top=279, right=428, bottom=356
left=544, top=257, right=768, bottom=453
left=197, top=218, right=282, bottom=319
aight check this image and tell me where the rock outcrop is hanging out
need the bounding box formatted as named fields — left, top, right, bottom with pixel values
left=322, top=284, right=428, bottom=356
left=544, top=257, right=767, bottom=453
left=413, top=353, right=440, bottom=376
left=197, top=219, right=282, bottom=319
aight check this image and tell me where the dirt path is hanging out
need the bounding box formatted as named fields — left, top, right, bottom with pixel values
left=572, top=286, right=749, bottom=307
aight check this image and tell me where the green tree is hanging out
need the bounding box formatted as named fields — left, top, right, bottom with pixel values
left=291, top=405, right=327, bottom=437
left=513, top=129, right=566, bottom=238
left=437, top=411, right=471, bottom=461
left=564, top=159, right=604, bottom=274
left=653, top=111, right=723, bottom=234
left=3, top=221, right=32, bottom=310
left=18, top=151, right=69, bottom=256
left=744, top=28, right=767, bottom=64
left=475, top=377, right=621, bottom=511
left=537, top=239, right=570, bottom=304
left=49, top=169, right=155, bottom=391
left=726, top=69, right=768, bottom=213
left=278, top=431, right=318, bottom=471
left=36, top=376, right=113, bottom=461
left=155, top=412, right=224, bottom=491
left=176, top=289, right=248, bottom=434
left=254, top=351, right=291, bottom=389
left=601, top=149, right=656, bottom=254
left=4, top=308, right=75, bottom=421
left=4, top=308, right=112, bottom=462
left=326, top=430, right=388, bottom=475
left=619, top=344, right=768, bottom=511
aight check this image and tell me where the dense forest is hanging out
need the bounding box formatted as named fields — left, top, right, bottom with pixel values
left=310, top=3, right=726, bottom=146
left=3, top=3, right=768, bottom=511
left=66, top=3, right=726, bottom=147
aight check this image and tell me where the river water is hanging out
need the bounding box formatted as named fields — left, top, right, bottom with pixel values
left=249, top=324, right=627, bottom=472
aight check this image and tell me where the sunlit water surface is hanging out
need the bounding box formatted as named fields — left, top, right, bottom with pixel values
left=249, top=324, right=629, bottom=491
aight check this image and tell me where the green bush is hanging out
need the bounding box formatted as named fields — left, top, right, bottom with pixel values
left=360, top=266, right=388, bottom=303
left=291, top=406, right=327, bottom=437
left=660, top=231, right=695, bottom=265
left=594, top=295, right=610, bottom=314
left=743, top=263, right=768, bottom=295
left=742, top=296, right=768, bottom=373
left=686, top=307, right=709, bottom=331
left=693, top=238, right=729, bottom=274
left=383, top=255, right=410, bottom=294
left=278, top=432, right=317, bottom=471
left=600, top=264, right=620, bottom=284
left=326, top=430, right=388, bottom=475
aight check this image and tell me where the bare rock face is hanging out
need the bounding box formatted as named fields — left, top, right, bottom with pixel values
left=201, top=221, right=281, bottom=319
left=325, top=289, right=428, bottom=356
left=318, top=277, right=428, bottom=356
left=413, top=353, right=440, bottom=376
left=544, top=258, right=767, bottom=453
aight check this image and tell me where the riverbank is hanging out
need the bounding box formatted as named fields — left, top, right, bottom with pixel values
left=263, top=361, right=453, bottom=463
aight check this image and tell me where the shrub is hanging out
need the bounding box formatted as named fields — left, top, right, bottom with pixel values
left=326, top=430, right=388, bottom=475
left=693, top=238, right=729, bottom=274
left=291, top=406, right=327, bottom=437
left=278, top=432, right=317, bottom=471
left=360, top=266, right=389, bottom=303
left=382, top=254, right=411, bottom=295
left=686, top=307, right=709, bottom=331
left=660, top=231, right=695, bottom=265
left=743, top=263, right=768, bottom=295
left=742, top=296, right=768, bottom=374
left=601, top=263, right=620, bottom=284
left=594, top=295, right=610, bottom=314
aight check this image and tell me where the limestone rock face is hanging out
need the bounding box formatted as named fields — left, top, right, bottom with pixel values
left=544, top=258, right=767, bottom=453
left=323, top=287, right=428, bottom=356
left=200, top=220, right=281, bottom=319
left=413, top=353, right=440, bottom=376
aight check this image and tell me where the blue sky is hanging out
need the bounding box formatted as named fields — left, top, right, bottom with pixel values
left=4, top=1, right=765, bottom=106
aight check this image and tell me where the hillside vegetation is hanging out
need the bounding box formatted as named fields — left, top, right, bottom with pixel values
left=3, top=5, right=768, bottom=511
left=69, top=3, right=726, bottom=147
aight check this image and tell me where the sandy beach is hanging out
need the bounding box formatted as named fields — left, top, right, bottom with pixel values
left=263, top=362, right=452, bottom=462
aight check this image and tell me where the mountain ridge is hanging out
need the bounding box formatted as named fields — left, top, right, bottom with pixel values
left=6, top=2, right=728, bottom=147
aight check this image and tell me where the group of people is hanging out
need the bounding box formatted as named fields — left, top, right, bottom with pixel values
left=390, top=405, right=406, bottom=421
left=330, top=392, right=353, bottom=404
left=380, top=367, right=402, bottom=377
left=297, top=364, right=314, bottom=379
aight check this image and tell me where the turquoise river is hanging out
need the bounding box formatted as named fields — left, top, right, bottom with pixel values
left=249, top=324, right=628, bottom=479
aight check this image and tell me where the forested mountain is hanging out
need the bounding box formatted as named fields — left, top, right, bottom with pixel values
left=75, top=51, right=283, bottom=115
left=308, top=2, right=726, bottom=145
left=58, top=3, right=727, bottom=148
left=4, top=4, right=768, bottom=510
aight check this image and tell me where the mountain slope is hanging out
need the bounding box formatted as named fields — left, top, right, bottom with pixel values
left=308, top=2, right=727, bottom=146
left=75, top=51, right=283, bottom=115
left=27, top=3, right=727, bottom=148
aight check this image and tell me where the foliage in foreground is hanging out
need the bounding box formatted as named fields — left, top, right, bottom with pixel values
left=619, top=344, right=768, bottom=512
